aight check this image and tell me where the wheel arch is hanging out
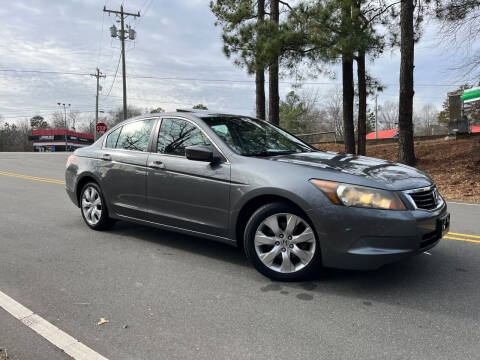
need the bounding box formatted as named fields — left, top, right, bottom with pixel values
left=233, top=190, right=313, bottom=250
left=75, top=172, right=102, bottom=207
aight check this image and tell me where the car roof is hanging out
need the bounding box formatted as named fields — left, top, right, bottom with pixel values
left=123, top=110, right=252, bottom=122
left=173, top=109, right=252, bottom=119
left=107, top=110, right=256, bottom=134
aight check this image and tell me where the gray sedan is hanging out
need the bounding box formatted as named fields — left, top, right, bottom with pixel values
left=65, top=110, right=450, bottom=281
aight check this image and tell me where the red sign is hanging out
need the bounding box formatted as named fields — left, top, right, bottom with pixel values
left=96, top=122, right=108, bottom=134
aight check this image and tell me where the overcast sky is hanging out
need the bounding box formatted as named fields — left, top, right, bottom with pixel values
left=0, top=0, right=475, bottom=123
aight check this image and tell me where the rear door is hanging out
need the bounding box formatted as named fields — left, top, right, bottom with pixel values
left=146, top=117, right=231, bottom=238
left=100, top=118, right=157, bottom=219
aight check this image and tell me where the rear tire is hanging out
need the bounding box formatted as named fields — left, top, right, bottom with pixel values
left=244, top=202, right=321, bottom=281
left=80, top=182, right=115, bottom=231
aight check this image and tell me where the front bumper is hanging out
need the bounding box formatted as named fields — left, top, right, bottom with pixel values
left=307, top=203, right=450, bottom=270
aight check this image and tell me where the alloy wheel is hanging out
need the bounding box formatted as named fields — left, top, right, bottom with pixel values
left=81, top=186, right=103, bottom=226
left=254, top=213, right=316, bottom=273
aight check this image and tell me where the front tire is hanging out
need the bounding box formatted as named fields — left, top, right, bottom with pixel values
left=244, top=202, right=321, bottom=281
left=80, top=182, right=115, bottom=230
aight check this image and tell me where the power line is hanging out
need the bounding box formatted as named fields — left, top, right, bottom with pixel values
left=0, top=69, right=92, bottom=76
left=105, top=51, right=122, bottom=96
left=0, top=69, right=467, bottom=87
left=0, top=107, right=109, bottom=114
left=0, top=109, right=117, bottom=120
left=141, top=0, right=154, bottom=19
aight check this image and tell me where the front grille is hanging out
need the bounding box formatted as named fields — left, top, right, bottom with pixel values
left=409, top=188, right=438, bottom=210
left=420, top=230, right=440, bottom=248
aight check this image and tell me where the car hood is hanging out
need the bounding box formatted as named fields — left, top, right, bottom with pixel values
left=269, top=151, right=433, bottom=190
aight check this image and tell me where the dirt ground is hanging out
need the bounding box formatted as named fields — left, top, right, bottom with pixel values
left=0, top=348, right=7, bottom=360
left=317, top=136, right=480, bottom=204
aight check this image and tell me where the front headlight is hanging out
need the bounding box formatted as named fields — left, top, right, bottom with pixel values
left=310, top=179, right=406, bottom=210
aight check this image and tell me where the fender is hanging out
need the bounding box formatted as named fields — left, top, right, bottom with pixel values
left=229, top=186, right=315, bottom=243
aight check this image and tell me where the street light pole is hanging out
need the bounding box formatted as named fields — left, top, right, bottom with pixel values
left=57, top=103, right=71, bottom=151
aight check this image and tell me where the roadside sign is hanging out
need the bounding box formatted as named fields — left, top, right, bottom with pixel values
left=96, top=122, right=108, bottom=134
left=462, top=87, right=480, bottom=103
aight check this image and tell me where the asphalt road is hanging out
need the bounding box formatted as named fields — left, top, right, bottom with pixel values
left=1, top=152, right=480, bottom=360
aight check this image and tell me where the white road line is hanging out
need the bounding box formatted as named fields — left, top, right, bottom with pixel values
left=0, top=290, right=109, bottom=360
left=447, top=201, right=480, bottom=207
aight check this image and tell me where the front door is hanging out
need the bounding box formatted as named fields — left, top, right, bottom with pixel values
left=147, top=117, right=231, bottom=238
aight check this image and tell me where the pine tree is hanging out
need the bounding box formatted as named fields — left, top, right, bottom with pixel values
left=210, top=0, right=266, bottom=119
left=398, top=0, right=416, bottom=165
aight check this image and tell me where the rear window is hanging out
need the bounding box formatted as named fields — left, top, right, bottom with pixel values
left=105, top=127, right=121, bottom=148
left=115, top=119, right=155, bottom=152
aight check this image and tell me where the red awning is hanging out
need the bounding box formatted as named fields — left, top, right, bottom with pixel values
left=31, top=129, right=94, bottom=139
left=366, top=128, right=399, bottom=140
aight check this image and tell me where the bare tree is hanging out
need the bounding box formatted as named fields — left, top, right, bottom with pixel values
left=0, top=119, right=32, bottom=151
left=68, top=110, right=80, bottom=131
left=323, top=88, right=344, bottom=139
left=279, top=88, right=328, bottom=135
left=413, top=104, right=439, bottom=135
left=18, top=119, right=32, bottom=151
left=436, top=0, right=480, bottom=79
left=378, top=100, right=399, bottom=130
left=51, top=111, right=65, bottom=129
left=108, top=105, right=142, bottom=127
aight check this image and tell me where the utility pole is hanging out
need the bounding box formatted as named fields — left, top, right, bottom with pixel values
left=104, top=5, right=140, bottom=121
left=57, top=103, right=71, bottom=151
left=90, top=68, right=106, bottom=140
left=375, top=94, right=378, bottom=140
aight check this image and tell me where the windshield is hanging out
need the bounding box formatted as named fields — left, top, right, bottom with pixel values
left=202, top=116, right=315, bottom=156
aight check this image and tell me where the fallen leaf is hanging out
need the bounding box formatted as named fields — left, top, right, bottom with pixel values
left=97, top=317, right=109, bottom=326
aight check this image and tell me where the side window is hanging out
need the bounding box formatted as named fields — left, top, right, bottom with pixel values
left=157, top=118, right=211, bottom=156
left=116, top=119, right=155, bottom=152
left=210, top=124, right=237, bottom=149
left=105, top=127, right=121, bottom=148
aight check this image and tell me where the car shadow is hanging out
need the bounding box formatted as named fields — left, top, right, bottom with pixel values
left=108, top=221, right=478, bottom=320
left=271, top=248, right=477, bottom=320
left=108, top=220, right=248, bottom=267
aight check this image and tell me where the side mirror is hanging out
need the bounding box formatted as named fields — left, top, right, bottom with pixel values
left=185, top=145, right=214, bottom=162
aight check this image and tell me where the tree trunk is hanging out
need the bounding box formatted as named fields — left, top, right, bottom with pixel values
left=357, top=51, right=367, bottom=156
left=268, top=0, right=280, bottom=126
left=341, top=4, right=355, bottom=154
left=256, top=70, right=266, bottom=120
left=398, top=0, right=416, bottom=165
left=256, top=0, right=266, bottom=120
left=342, top=57, right=355, bottom=154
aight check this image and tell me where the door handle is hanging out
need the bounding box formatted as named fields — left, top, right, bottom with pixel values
left=148, top=160, right=165, bottom=169
left=102, top=154, right=112, bottom=161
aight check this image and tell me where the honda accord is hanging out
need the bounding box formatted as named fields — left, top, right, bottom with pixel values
left=65, top=110, right=450, bottom=281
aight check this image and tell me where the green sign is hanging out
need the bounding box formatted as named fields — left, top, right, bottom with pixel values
left=462, top=87, right=480, bottom=103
